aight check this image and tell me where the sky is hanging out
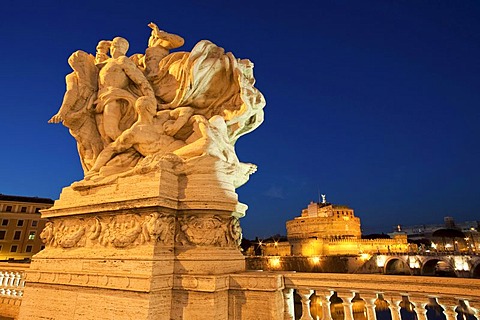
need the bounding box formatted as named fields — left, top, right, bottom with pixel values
left=1, top=0, right=479, bottom=239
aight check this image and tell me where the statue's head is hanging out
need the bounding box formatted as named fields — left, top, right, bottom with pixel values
left=135, top=96, right=157, bottom=116
left=111, top=37, right=129, bottom=58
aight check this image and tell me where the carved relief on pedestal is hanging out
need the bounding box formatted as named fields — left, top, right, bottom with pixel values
left=175, top=215, right=242, bottom=247
left=227, top=217, right=243, bottom=247
left=40, top=212, right=176, bottom=249
left=40, top=212, right=241, bottom=249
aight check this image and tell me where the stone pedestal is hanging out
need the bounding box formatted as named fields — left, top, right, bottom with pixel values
left=18, top=159, right=265, bottom=320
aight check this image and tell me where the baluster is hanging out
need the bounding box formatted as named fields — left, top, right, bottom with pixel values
left=8, top=272, right=15, bottom=286
left=315, top=290, right=334, bottom=320
left=337, top=291, right=356, bottom=320
left=0, top=271, right=4, bottom=287
left=14, top=272, right=21, bottom=287
left=437, top=298, right=459, bottom=320
left=409, top=295, right=429, bottom=320
left=383, top=293, right=402, bottom=320
left=283, top=288, right=295, bottom=320
left=297, top=289, right=314, bottom=320
left=2, top=272, right=9, bottom=287
left=362, top=292, right=378, bottom=320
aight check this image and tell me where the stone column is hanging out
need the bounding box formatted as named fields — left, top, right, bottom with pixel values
left=315, top=289, right=334, bottom=320
left=337, top=291, right=356, bottom=320
left=362, top=292, right=378, bottom=320
left=437, top=298, right=459, bottom=320
left=297, top=289, right=314, bottom=320
left=409, top=295, right=429, bottom=320
left=283, top=288, right=295, bottom=320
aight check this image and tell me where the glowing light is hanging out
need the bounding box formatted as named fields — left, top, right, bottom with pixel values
left=311, top=256, right=320, bottom=264
left=360, top=253, right=371, bottom=261
left=454, top=256, right=470, bottom=271
left=431, top=242, right=437, bottom=249
left=270, top=257, right=281, bottom=267
left=408, top=257, right=420, bottom=269
left=376, top=256, right=387, bottom=268
left=274, top=241, right=278, bottom=247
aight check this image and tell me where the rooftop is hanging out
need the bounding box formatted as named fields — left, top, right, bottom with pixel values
left=0, top=194, right=54, bottom=205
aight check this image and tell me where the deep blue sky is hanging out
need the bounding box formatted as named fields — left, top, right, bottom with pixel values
left=1, top=1, right=479, bottom=239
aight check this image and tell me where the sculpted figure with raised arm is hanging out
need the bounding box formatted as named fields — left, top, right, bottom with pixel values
left=95, top=37, right=155, bottom=143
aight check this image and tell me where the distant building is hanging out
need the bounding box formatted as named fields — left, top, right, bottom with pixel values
left=395, top=217, right=480, bottom=253
left=0, top=194, right=54, bottom=261
left=261, top=199, right=411, bottom=257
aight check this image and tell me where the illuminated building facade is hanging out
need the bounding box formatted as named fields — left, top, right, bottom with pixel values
left=271, top=200, right=411, bottom=256
left=0, top=194, right=53, bottom=261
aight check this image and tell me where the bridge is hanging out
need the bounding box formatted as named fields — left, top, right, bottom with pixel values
left=373, top=253, right=480, bottom=278
left=2, top=262, right=480, bottom=319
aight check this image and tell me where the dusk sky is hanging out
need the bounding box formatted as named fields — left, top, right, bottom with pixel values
left=1, top=1, right=479, bottom=239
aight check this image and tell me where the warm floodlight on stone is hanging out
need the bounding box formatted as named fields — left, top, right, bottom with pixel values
left=18, top=23, right=268, bottom=320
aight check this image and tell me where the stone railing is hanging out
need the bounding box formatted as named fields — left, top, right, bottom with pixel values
left=282, top=272, right=480, bottom=320
left=0, top=263, right=28, bottom=319
left=2, top=264, right=480, bottom=320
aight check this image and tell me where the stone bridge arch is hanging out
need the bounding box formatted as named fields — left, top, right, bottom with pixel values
left=471, top=257, right=480, bottom=278
left=384, top=256, right=411, bottom=275
left=420, top=257, right=456, bottom=277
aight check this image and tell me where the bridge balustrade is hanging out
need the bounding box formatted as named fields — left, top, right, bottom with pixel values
left=1, top=264, right=480, bottom=319
left=283, top=273, right=480, bottom=320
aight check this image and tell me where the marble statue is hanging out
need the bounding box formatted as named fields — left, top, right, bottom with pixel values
left=49, top=23, right=265, bottom=189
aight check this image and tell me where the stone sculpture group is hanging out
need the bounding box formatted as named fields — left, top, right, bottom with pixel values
left=49, top=23, right=265, bottom=189
left=18, top=24, right=281, bottom=320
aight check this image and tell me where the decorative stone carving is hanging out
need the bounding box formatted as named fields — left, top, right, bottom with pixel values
left=40, top=212, right=240, bottom=249
left=141, top=213, right=175, bottom=245
left=227, top=217, right=242, bottom=247
left=177, top=215, right=230, bottom=247
left=39, top=222, right=55, bottom=246
left=39, top=213, right=175, bottom=249
left=48, top=23, right=265, bottom=189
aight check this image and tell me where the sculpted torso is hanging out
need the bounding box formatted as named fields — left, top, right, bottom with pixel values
left=99, top=57, right=131, bottom=89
